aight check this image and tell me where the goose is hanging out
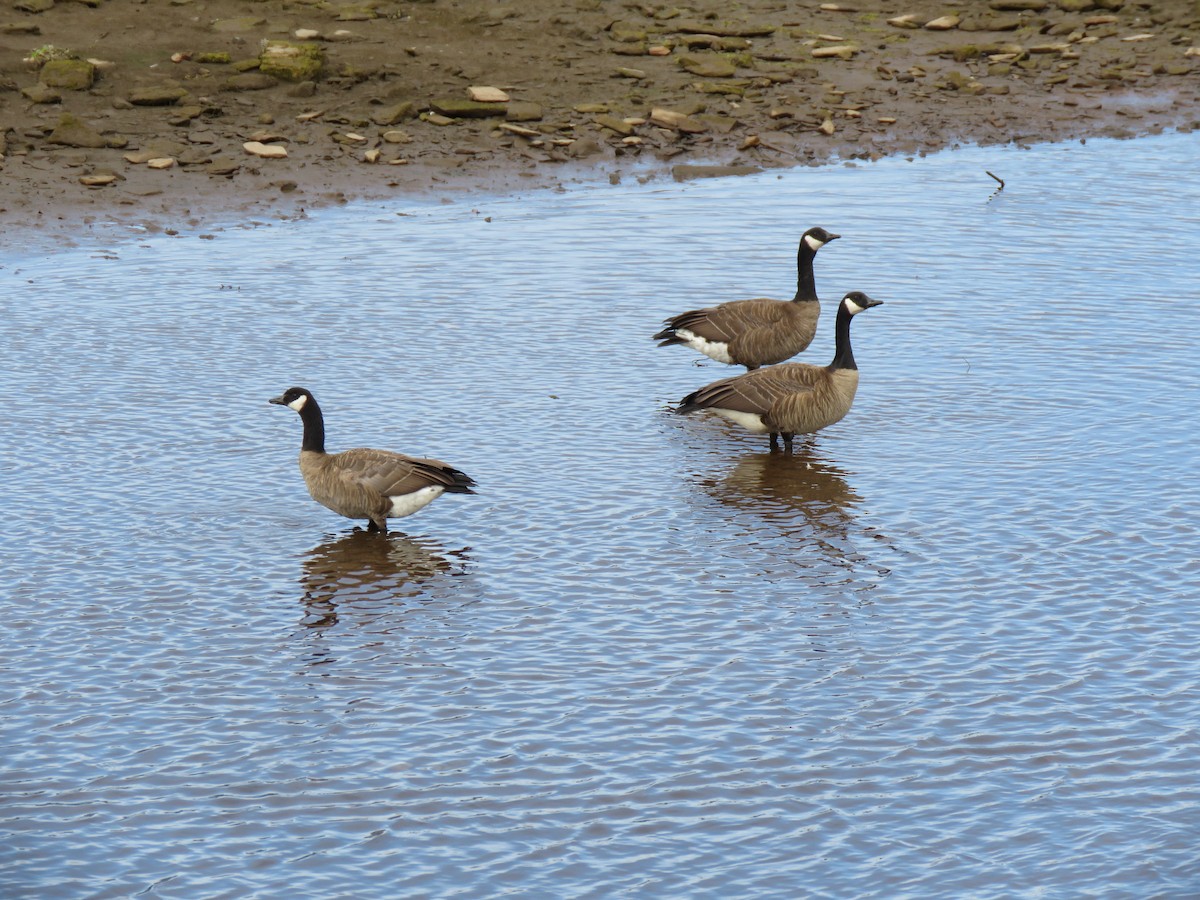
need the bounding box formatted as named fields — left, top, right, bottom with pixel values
left=653, top=226, right=841, bottom=369
left=674, top=291, right=883, bottom=452
left=269, top=386, right=475, bottom=533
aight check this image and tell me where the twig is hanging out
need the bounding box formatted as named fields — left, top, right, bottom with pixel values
left=986, top=170, right=1004, bottom=188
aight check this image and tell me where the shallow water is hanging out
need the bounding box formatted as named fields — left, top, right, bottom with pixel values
left=3, top=131, right=1200, bottom=898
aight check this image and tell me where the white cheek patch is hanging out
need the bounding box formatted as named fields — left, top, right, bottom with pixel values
left=387, top=485, right=445, bottom=518
left=677, top=328, right=734, bottom=365
left=845, top=297, right=866, bottom=315
left=712, top=408, right=770, bottom=434
left=804, top=234, right=825, bottom=251
left=287, top=395, right=308, bottom=412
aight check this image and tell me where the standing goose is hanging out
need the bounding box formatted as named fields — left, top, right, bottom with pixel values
left=270, top=386, right=475, bottom=533
left=674, top=291, right=883, bottom=452
left=653, top=226, right=841, bottom=369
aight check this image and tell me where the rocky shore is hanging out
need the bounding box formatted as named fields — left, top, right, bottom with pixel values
left=2, top=0, right=1198, bottom=244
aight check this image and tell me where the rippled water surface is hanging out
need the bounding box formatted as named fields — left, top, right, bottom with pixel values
left=4, top=132, right=1200, bottom=898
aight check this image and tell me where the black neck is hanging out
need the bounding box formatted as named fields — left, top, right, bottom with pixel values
left=298, top=397, right=326, bottom=453
left=793, top=239, right=819, bottom=302
left=829, top=303, right=857, bottom=371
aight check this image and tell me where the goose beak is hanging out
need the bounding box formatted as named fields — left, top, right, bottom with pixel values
left=862, top=296, right=883, bottom=308
left=269, top=394, right=287, bottom=406
left=827, top=232, right=841, bottom=241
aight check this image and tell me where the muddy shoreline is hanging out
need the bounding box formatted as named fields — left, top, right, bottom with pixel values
left=2, top=0, right=1198, bottom=247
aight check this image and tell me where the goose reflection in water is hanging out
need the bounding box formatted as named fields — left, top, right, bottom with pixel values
left=299, top=530, right=469, bottom=629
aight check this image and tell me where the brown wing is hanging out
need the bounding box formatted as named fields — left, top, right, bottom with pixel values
left=333, top=448, right=475, bottom=496
left=677, top=363, right=821, bottom=415
left=662, top=297, right=789, bottom=343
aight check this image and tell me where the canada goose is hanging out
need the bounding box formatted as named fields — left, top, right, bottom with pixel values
left=653, top=226, right=841, bottom=369
left=674, top=291, right=883, bottom=452
left=269, top=386, right=475, bottom=533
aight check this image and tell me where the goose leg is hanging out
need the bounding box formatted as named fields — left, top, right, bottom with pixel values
left=769, top=432, right=780, bottom=452
left=781, top=432, right=795, bottom=453
left=367, top=518, right=388, bottom=534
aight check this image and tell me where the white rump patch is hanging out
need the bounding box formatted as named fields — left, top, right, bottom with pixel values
left=804, top=234, right=825, bottom=252
left=287, top=394, right=308, bottom=412
left=388, top=485, right=445, bottom=519
left=677, top=328, right=734, bottom=365
left=711, top=408, right=770, bottom=434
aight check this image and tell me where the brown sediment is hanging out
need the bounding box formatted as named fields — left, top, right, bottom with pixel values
left=1, top=0, right=1198, bottom=246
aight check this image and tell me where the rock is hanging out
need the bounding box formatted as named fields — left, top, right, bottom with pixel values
left=672, top=20, right=775, bottom=37
left=177, top=147, right=213, bottom=165
left=422, top=112, right=455, bottom=126
left=232, top=58, right=261, bottom=72
left=672, top=164, right=762, bottom=180
left=812, top=45, right=857, bottom=58
left=243, top=141, right=288, bottom=158
left=207, top=157, right=241, bottom=176
left=372, top=101, right=416, bottom=125
left=363, top=148, right=381, bottom=163
left=429, top=98, right=508, bottom=118
left=147, top=157, right=176, bottom=169
left=129, top=85, right=188, bottom=105
left=20, top=83, right=61, bottom=103
left=40, top=59, right=95, bottom=90
left=615, top=66, right=646, bottom=78
left=2, top=22, right=41, bottom=34
left=988, top=0, right=1047, bottom=9
left=260, top=41, right=324, bottom=82
left=294, top=29, right=322, bottom=40
left=925, top=15, right=961, bottom=30
left=212, top=17, right=266, bottom=32
left=594, top=114, right=634, bottom=136
left=196, top=52, right=232, bottom=64
left=223, top=73, right=278, bottom=91
left=496, top=122, right=540, bottom=137
left=506, top=101, right=544, bottom=122
left=677, top=54, right=738, bottom=77
left=888, top=15, right=921, bottom=28
left=382, top=130, right=412, bottom=143
left=288, top=81, right=317, bottom=97
left=609, top=21, right=646, bottom=42
left=14, top=0, right=53, bottom=12
left=467, top=85, right=509, bottom=102
left=648, top=45, right=671, bottom=56
left=649, top=107, right=707, bottom=133
left=818, top=117, right=836, bottom=135
left=124, top=141, right=188, bottom=163
left=79, top=174, right=117, bottom=187
left=47, top=113, right=106, bottom=148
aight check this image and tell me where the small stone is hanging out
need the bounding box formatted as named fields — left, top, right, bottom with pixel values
left=1120, top=33, right=1155, bottom=42
left=212, top=17, right=266, bottom=32
left=363, top=148, right=381, bottom=163
left=381, top=130, right=412, bottom=143
left=372, top=101, right=416, bottom=126
left=224, top=73, right=278, bottom=91
left=429, top=98, right=508, bottom=118
left=344, top=132, right=367, bottom=142
left=615, top=67, right=646, bottom=78
left=207, top=158, right=241, bottom=176
left=14, top=0, right=54, bottom=11
left=594, top=114, right=634, bottom=136
left=79, top=174, right=117, bottom=187
left=649, top=107, right=707, bottom=133
left=48, top=113, right=106, bottom=148
left=677, top=54, right=737, bottom=77
left=925, top=15, right=961, bottom=30
left=818, top=117, right=835, bottom=135
left=878, top=116, right=897, bottom=124
left=988, top=0, right=1047, bottom=8
left=243, top=141, right=288, bottom=158
left=467, top=85, right=509, bottom=102
left=648, top=45, right=671, bottom=56
left=147, top=157, right=176, bottom=169
left=260, top=41, right=324, bottom=82
left=288, top=81, right=317, bottom=98
left=505, top=101, right=543, bottom=122
left=20, top=83, right=61, bottom=103
left=496, top=122, right=540, bottom=137
left=195, top=52, right=232, bottom=64
left=888, top=14, right=921, bottom=28
left=812, top=44, right=857, bottom=58
left=129, top=85, right=188, bottom=106
left=40, top=58, right=95, bottom=90
left=422, top=112, right=455, bottom=126
left=294, top=29, right=322, bottom=40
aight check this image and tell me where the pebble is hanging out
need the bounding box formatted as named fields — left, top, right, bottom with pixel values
left=243, top=141, right=288, bottom=158
left=925, top=16, right=961, bottom=31
left=467, top=86, right=510, bottom=102
left=812, top=45, right=857, bottom=59
left=147, top=157, right=176, bottom=169
left=79, top=174, right=117, bottom=186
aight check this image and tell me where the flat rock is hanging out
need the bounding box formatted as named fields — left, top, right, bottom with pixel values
left=429, top=98, right=509, bottom=118
left=147, top=157, right=176, bottom=169
left=260, top=41, right=324, bottom=82
left=223, top=73, right=278, bottom=91
left=79, top=174, right=118, bottom=187
left=467, top=86, right=509, bottom=102
left=20, top=83, right=61, bottom=103
left=243, top=140, right=288, bottom=158
left=40, top=59, right=95, bottom=90
left=925, top=15, right=961, bottom=30
left=672, top=163, right=762, bottom=181
left=678, top=54, right=738, bottom=77
left=129, top=85, right=188, bottom=106
left=207, top=157, right=241, bottom=176
left=672, top=20, right=775, bottom=37
left=47, top=113, right=107, bottom=148
left=649, top=107, right=707, bottom=133
left=15, top=0, right=54, bottom=12
left=372, top=101, right=417, bottom=125
left=212, top=17, right=266, bottom=32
